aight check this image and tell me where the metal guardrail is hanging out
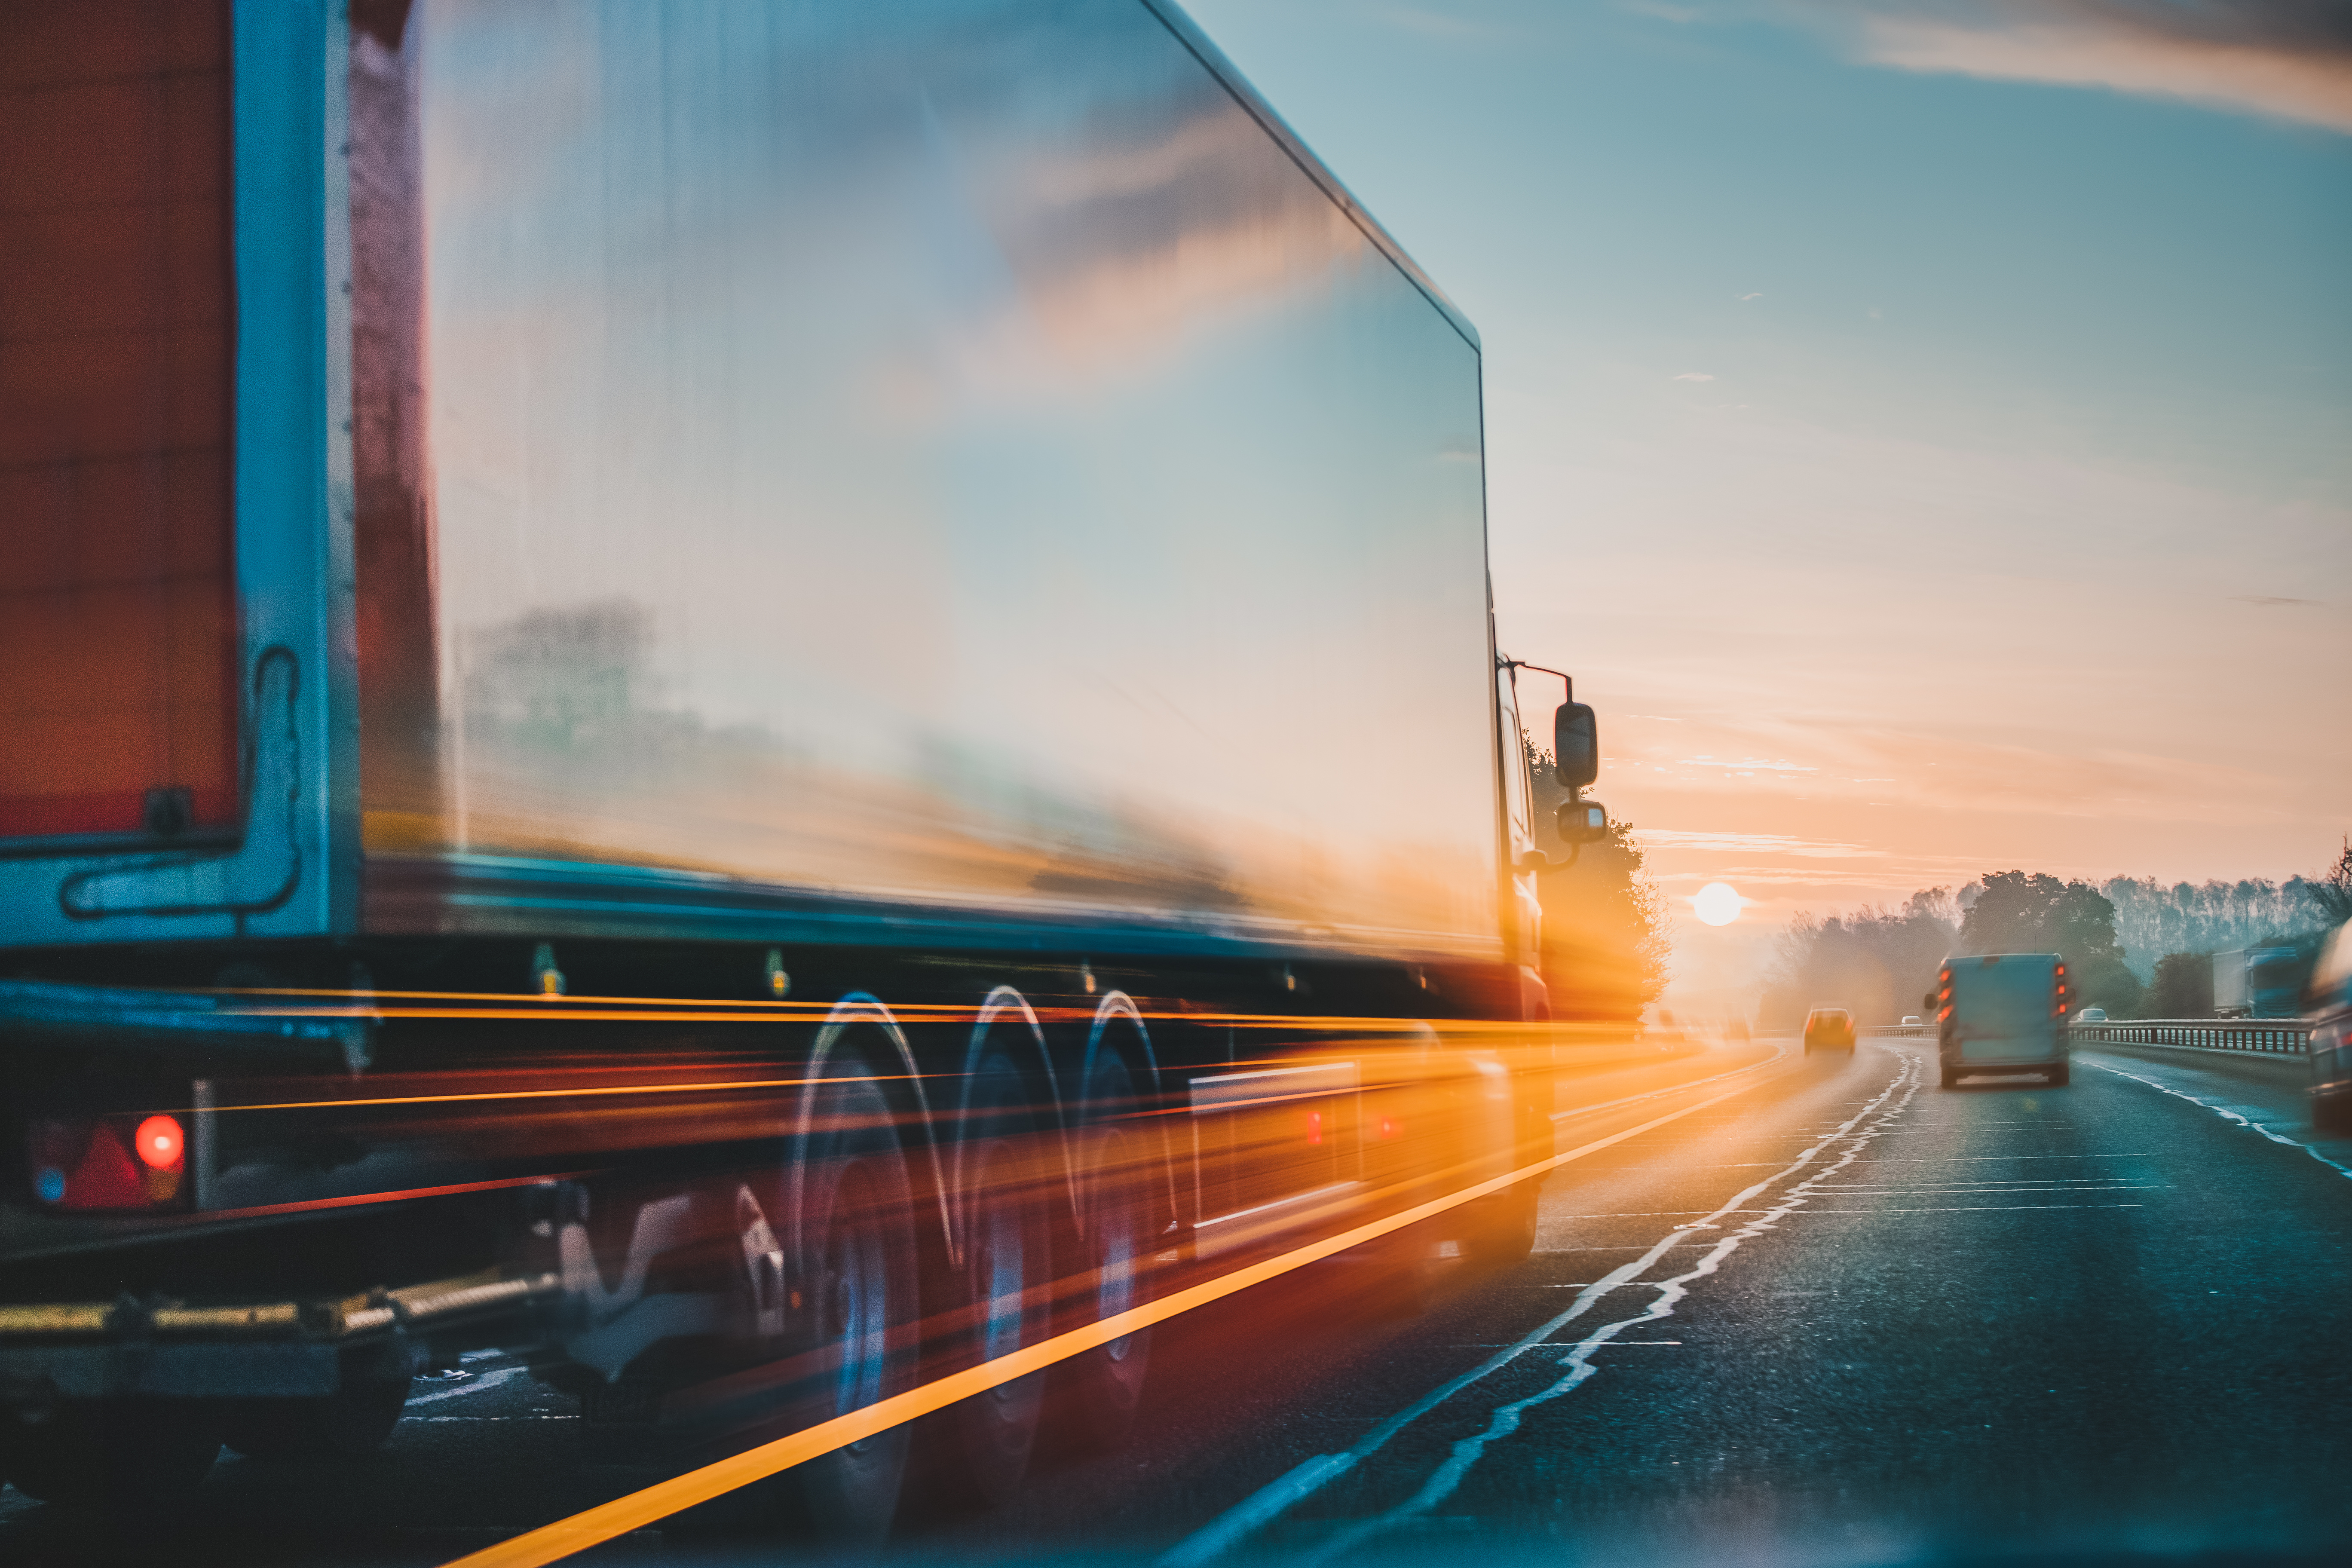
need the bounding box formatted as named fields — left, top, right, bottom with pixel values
left=2072, top=1019, right=2311, bottom=1057
left=1860, top=1020, right=2309, bottom=1057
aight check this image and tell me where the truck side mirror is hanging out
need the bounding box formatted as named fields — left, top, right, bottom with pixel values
left=1558, top=799, right=1608, bottom=844
left=1554, top=702, right=1597, bottom=789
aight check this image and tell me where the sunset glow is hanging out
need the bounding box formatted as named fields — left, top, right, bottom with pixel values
left=1188, top=0, right=2349, bottom=1014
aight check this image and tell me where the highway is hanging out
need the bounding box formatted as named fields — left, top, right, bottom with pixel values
left=7, top=1035, right=2348, bottom=1566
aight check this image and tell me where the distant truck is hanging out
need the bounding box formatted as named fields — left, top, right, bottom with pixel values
left=1930, top=954, right=2071, bottom=1089
left=2214, top=948, right=2304, bottom=1019
left=2307, top=924, right=2352, bottom=1132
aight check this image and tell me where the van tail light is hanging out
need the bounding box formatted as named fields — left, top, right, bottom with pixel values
left=29, top=1115, right=187, bottom=1210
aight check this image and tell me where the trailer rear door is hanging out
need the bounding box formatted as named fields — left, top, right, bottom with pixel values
left=1950, top=955, right=2062, bottom=1063
left=1, top=0, right=239, bottom=847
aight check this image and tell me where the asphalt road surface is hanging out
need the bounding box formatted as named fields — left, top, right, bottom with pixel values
left=8, top=1035, right=2349, bottom=1567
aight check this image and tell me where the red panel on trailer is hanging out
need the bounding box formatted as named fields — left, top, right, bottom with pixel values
left=0, top=0, right=238, bottom=841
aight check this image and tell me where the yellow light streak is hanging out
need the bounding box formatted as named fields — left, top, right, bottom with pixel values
left=184, top=1075, right=914, bottom=1115
left=438, top=1066, right=1776, bottom=1568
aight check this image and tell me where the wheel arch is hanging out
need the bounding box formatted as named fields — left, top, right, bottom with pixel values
left=946, top=985, right=1072, bottom=1268
left=789, top=992, right=954, bottom=1275
left=1075, top=990, right=1179, bottom=1241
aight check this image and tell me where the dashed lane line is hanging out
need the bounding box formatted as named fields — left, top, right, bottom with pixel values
left=1778, top=1213, right=2154, bottom=1222
left=1279, top=1052, right=1929, bottom=1568
left=1157, top=1050, right=1923, bottom=1568
left=2079, top=1056, right=2352, bottom=1181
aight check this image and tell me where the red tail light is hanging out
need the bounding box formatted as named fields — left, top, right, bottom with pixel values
left=134, top=1115, right=184, bottom=1170
left=29, top=1115, right=186, bottom=1210
left=1305, top=1110, right=1323, bottom=1146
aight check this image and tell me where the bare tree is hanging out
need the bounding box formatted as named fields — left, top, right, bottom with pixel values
left=2312, top=837, right=2352, bottom=927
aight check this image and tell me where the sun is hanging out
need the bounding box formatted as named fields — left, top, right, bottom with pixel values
left=1692, top=882, right=1743, bottom=927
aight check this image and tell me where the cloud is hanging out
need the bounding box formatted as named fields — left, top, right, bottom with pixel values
left=1633, top=828, right=1878, bottom=857
left=1678, top=755, right=1819, bottom=772
left=2234, top=594, right=2318, bottom=606
left=1673, top=371, right=1717, bottom=381
left=1738, top=291, right=1764, bottom=300
left=1816, top=1, right=2352, bottom=135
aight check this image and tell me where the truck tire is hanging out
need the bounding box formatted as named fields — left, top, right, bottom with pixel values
left=1939, top=1062, right=1960, bottom=1089
left=778, top=1064, right=919, bottom=1544
left=2047, top=1063, right=2070, bottom=1087
left=1055, top=1053, right=1155, bottom=1448
left=3, top=1399, right=220, bottom=1511
left=1470, top=1179, right=1540, bottom=1265
left=934, top=1050, right=1053, bottom=1509
left=222, top=1371, right=413, bottom=1461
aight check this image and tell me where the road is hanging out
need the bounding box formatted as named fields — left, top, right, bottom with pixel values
left=8, top=1035, right=2349, bottom=1566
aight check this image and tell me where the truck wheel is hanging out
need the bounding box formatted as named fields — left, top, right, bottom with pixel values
left=1056, top=1054, right=1155, bottom=1448
left=2047, top=1064, right=2071, bottom=1087
left=1939, top=1062, right=1959, bottom=1089
left=223, top=1370, right=412, bottom=1461
left=1470, top=1179, right=1540, bottom=1265
left=937, top=1054, right=1052, bottom=1509
left=779, top=1066, right=918, bottom=1544
left=3, top=1399, right=220, bottom=1510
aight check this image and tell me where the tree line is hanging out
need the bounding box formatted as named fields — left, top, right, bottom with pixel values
left=1762, top=840, right=2351, bottom=1026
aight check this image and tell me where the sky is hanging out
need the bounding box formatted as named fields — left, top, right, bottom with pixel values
left=1178, top=0, right=2352, bottom=1012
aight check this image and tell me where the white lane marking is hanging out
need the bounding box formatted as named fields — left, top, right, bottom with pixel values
left=1787, top=1213, right=2145, bottom=1222
left=410, top=1415, right=580, bottom=1423
left=2081, top=1057, right=2352, bottom=1181
left=1841, top=1153, right=2158, bottom=1163
left=403, top=1366, right=524, bottom=1407
left=1287, top=1054, right=1929, bottom=1566
left=1289, top=1048, right=1929, bottom=1561
left=1558, top=1210, right=1780, bottom=1218
left=1158, top=1050, right=1920, bottom=1568
left=1548, top=1043, right=1796, bottom=1124
left=1809, top=1184, right=2166, bottom=1193
left=1808, top=1182, right=2162, bottom=1193
left=1162, top=1454, right=1354, bottom=1568
left=1449, top=1340, right=1682, bottom=1348
left=1533, top=1243, right=1715, bottom=1252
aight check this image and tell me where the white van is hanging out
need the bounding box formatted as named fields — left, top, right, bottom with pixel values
left=1931, top=953, right=2071, bottom=1088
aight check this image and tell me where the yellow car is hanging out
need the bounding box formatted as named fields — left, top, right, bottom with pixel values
left=1803, top=1007, right=1856, bottom=1054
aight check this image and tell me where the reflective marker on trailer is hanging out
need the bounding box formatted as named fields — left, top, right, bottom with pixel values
left=134, top=1114, right=184, bottom=1170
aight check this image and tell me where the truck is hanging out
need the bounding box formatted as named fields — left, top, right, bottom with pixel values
left=1931, top=954, right=2072, bottom=1088
left=0, top=0, right=1606, bottom=1533
left=2213, top=947, right=2304, bottom=1019
left=2306, top=923, right=2352, bottom=1132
